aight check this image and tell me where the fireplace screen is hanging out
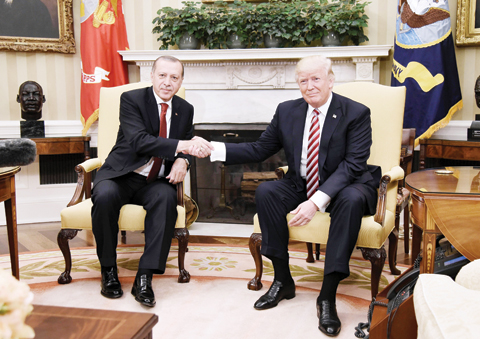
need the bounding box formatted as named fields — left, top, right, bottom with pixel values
left=191, top=123, right=287, bottom=224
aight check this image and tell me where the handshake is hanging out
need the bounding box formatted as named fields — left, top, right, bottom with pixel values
left=177, top=136, right=214, bottom=159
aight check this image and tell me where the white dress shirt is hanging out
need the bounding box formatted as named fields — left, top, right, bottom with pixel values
left=135, top=90, right=173, bottom=178
left=210, top=93, right=333, bottom=212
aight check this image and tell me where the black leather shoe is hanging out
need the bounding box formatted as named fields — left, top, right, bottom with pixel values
left=317, top=300, right=341, bottom=337
left=254, top=280, right=295, bottom=310
left=100, top=267, right=123, bottom=299
left=131, top=274, right=156, bottom=307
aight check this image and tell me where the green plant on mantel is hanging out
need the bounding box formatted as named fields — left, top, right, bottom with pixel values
left=255, top=0, right=308, bottom=47
left=152, top=1, right=210, bottom=49
left=305, top=0, right=370, bottom=46
left=203, top=1, right=230, bottom=49
left=152, top=0, right=370, bottom=49
left=225, top=0, right=255, bottom=47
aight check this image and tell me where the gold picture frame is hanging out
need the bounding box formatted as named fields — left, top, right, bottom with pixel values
left=0, top=0, right=75, bottom=54
left=456, top=0, right=480, bottom=46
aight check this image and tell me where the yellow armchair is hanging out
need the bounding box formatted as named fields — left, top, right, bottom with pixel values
left=248, top=82, right=406, bottom=299
left=57, top=83, right=197, bottom=284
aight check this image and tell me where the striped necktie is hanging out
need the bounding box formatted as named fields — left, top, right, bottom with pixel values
left=306, top=109, right=320, bottom=199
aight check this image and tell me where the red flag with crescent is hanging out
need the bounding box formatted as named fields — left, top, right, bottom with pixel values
left=80, top=0, right=129, bottom=135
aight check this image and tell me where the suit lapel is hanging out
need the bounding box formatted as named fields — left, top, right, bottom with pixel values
left=146, top=87, right=160, bottom=134
left=318, top=93, right=342, bottom=174
left=169, top=95, right=181, bottom=139
left=293, top=100, right=308, bottom=175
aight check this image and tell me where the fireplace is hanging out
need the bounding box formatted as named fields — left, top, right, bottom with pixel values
left=191, top=123, right=286, bottom=224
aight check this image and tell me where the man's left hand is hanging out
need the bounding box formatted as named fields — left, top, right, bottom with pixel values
left=288, top=200, right=319, bottom=227
left=166, top=158, right=188, bottom=184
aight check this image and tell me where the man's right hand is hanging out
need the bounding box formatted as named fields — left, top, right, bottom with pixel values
left=177, top=136, right=214, bottom=158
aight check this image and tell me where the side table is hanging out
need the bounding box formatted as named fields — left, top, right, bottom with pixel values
left=419, top=139, right=480, bottom=169
left=31, top=136, right=91, bottom=161
left=26, top=304, right=158, bottom=339
left=0, top=166, right=21, bottom=279
left=406, top=166, right=480, bottom=272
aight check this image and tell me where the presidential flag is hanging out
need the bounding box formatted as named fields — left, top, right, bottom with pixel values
left=80, top=0, right=129, bottom=136
left=391, top=0, right=463, bottom=146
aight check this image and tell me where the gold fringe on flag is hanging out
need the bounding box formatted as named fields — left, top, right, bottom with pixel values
left=415, top=99, right=463, bottom=148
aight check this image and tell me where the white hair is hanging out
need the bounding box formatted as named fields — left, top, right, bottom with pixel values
left=295, top=55, right=335, bottom=83
left=4, top=0, right=13, bottom=5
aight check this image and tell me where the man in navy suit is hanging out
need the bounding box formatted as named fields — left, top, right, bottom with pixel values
left=92, top=56, right=213, bottom=307
left=198, top=55, right=380, bottom=336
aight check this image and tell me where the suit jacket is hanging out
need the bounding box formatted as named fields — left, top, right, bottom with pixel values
left=94, top=86, right=194, bottom=186
left=224, top=92, right=381, bottom=213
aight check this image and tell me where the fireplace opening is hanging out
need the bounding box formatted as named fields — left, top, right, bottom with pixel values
left=191, top=123, right=287, bottom=224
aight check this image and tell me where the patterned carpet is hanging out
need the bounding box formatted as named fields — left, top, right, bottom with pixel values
left=0, top=244, right=406, bottom=338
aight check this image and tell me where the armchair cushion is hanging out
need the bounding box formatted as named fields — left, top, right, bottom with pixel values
left=413, top=259, right=480, bottom=339
left=253, top=210, right=395, bottom=249
left=60, top=199, right=195, bottom=231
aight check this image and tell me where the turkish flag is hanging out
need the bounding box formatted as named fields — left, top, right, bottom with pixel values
left=80, top=0, right=129, bottom=135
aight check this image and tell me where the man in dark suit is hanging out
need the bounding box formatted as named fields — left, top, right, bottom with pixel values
left=198, top=55, right=380, bottom=336
left=92, top=56, right=213, bottom=307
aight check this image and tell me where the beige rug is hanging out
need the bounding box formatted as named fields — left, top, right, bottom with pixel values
left=0, top=244, right=406, bottom=339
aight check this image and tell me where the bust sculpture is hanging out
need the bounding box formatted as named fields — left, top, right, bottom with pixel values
left=17, top=81, right=45, bottom=121
left=17, top=81, right=45, bottom=137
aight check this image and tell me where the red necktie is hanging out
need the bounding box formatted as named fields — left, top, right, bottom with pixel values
left=146, top=103, right=168, bottom=183
left=306, top=109, right=320, bottom=199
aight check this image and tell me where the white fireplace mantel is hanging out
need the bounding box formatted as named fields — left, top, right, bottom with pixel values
left=120, top=45, right=392, bottom=124
left=120, top=45, right=392, bottom=89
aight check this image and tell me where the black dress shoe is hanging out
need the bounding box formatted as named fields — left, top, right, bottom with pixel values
left=317, top=300, right=341, bottom=337
left=254, top=280, right=295, bottom=310
left=101, top=267, right=123, bottom=299
left=131, top=274, right=156, bottom=307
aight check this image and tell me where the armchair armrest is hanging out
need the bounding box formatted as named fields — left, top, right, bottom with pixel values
left=79, top=158, right=102, bottom=173
left=68, top=156, right=186, bottom=210
left=374, top=165, right=405, bottom=226
left=275, top=164, right=405, bottom=227
left=177, top=181, right=184, bottom=207
left=275, top=166, right=289, bottom=179
left=67, top=158, right=103, bottom=207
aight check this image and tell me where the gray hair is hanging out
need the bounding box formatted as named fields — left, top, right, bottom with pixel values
left=152, top=56, right=184, bottom=77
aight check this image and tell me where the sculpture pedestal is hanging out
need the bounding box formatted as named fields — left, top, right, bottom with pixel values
left=20, top=120, right=45, bottom=138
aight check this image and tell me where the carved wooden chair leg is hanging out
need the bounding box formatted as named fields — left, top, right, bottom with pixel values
left=403, top=203, right=410, bottom=254
left=57, top=228, right=79, bottom=284
left=120, top=230, right=126, bottom=244
left=388, top=227, right=401, bottom=275
left=315, top=244, right=321, bottom=260
left=174, top=228, right=190, bottom=283
left=306, top=243, right=315, bottom=263
left=360, top=246, right=387, bottom=299
left=247, top=233, right=263, bottom=290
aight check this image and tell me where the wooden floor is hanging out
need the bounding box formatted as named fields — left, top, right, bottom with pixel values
left=0, top=222, right=414, bottom=267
